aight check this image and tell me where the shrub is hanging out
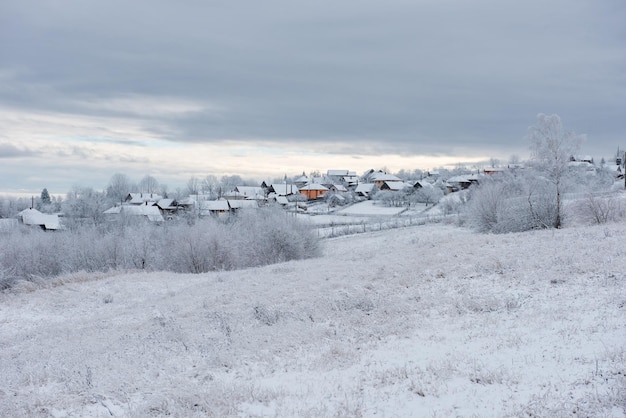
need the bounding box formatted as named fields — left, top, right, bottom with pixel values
left=0, top=209, right=322, bottom=288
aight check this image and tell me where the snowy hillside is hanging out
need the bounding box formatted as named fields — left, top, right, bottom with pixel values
left=1, top=223, right=625, bottom=417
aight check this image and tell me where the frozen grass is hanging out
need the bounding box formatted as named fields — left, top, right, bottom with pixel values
left=0, top=222, right=625, bottom=417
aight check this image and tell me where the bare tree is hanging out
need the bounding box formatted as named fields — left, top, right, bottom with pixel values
left=201, top=175, right=219, bottom=197
left=509, top=154, right=521, bottom=165
left=489, top=157, right=500, bottom=168
left=106, top=173, right=132, bottom=201
left=528, top=113, right=583, bottom=228
left=138, top=175, right=160, bottom=194
left=187, top=176, right=201, bottom=195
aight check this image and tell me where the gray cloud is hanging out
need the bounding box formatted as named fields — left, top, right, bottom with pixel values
left=0, top=143, right=37, bottom=158
left=0, top=0, right=625, bottom=175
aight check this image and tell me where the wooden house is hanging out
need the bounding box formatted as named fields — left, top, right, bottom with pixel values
left=299, top=183, right=328, bottom=200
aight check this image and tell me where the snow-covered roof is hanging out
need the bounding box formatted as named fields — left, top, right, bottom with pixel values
left=354, top=183, right=376, bottom=194
left=371, top=172, right=402, bottom=182
left=103, top=204, right=164, bottom=222
left=233, top=186, right=265, bottom=198
left=446, top=175, right=473, bottom=184
left=275, top=196, right=289, bottom=205
left=327, top=170, right=350, bottom=177
left=17, top=208, right=61, bottom=230
left=414, top=180, right=433, bottom=189
left=156, top=199, right=177, bottom=210
left=228, top=200, right=259, bottom=209
left=382, top=181, right=411, bottom=191
left=299, top=183, right=329, bottom=191
left=200, top=200, right=230, bottom=211
left=330, top=184, right=348, bottom=192
left=126, top=193, right=163, bottom=205
left=270, top=184, right=299, bottom=196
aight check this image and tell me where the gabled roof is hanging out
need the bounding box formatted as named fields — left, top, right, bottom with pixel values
left=270, top=184, right=299, bottom=196
left=447, top=175, right=473, bottom=184
left=371, top=172, right=402, bottom=182
left=233, top=186, right=265, bottom=198
left=275, top=196, right=289, bottom=205
left=381, top=181, right=411, bottom=191
left=354, top=183, right=376, bottom=194
left=156, top=198, right=177, bottom=210
left=199, top=200, right=230, bottom=211
left=299, top=183, right=329, bottom=191
left=330, top=184, right=348, bottom=192
left=17, top=208, right=61, bottom=230
left=103, top=204, right=164, bottom=222
left=327, top=169, right=350, bottom=176
left=342, top=175, right=360, bottom=183
left=125, top=193, right=163, bottom=204
left=228, top=199, right=259, bottom=209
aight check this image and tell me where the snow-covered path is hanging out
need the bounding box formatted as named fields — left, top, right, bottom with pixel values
left=1, top=224, right=624, bottom=417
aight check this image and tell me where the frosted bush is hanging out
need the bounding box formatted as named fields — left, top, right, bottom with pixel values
left=0, top=209, right=321, bottom=288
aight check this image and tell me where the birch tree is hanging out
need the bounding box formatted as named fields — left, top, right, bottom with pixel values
left=528, top=113, right=583, bottom=228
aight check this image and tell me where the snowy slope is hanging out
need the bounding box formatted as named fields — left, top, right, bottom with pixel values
left=0, top=223, right=624, bottom=417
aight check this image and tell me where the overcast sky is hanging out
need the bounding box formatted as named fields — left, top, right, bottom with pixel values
left=1, top=0, right=625, bottom=195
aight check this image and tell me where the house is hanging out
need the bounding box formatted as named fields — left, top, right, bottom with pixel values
left=155, top=199, right=179, bottom=219
left=227, top=186, right=266, bottom=200
left=326, top=170, right=358, bottom=185
left=269, top=183, right=299, bottom=196
left=370, top=172, right=403, bottom=189
left=227, top=199, right=259, bottom=211
left=328, top=184, right=348, bottom=193
left=342, top=175, right=360, bottom=188
left=274, top=195, right=289, bottom=206
left=380, top=181, right=412, bottom=192
left=198, top=199, right=230, bottom=217
left=17, top=208, right=61, bottom=230
left=484, top=167, right=505, bottom=175
left=446, top=175, right=480, bottom=193
left=294, top=175, right=310, bottom=188
left=354, top=183, right=376, bottom=198
left=327, top=169, right=351, bottom=178
left=299, top=183, right=328, bottom=200
left=103, top=204, right=164, bottom=222
left=124, top=193, right=163, bottom=205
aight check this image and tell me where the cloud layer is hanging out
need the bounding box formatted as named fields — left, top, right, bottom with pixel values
left=1, top=0, right=624, bottom=193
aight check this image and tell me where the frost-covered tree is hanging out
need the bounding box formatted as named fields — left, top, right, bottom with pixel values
left=528, top=114, right=583, bottom=229
left=138, top=175, right=159, bottom=194
left=186, top=176, right=201, bottom=195
left=411, top=182, right=443, bottom=206
left=220, top=175, right=244, bottom=192
left=40, top=188, right=51, bottom=205
left=106, top=173, right=132, bottom=202
left=201, top=175, right=219, bottom=197
left=63, top=186, right=109, bottom=228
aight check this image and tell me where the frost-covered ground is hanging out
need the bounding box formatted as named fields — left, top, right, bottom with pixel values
left=1, top=222, right=625, bottom=417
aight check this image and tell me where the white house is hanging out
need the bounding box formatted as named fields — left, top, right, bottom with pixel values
left=17, top=208, right=61, bottom=230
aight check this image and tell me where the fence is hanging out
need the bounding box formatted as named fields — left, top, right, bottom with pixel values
left=314, top=214, right=449, bottom=239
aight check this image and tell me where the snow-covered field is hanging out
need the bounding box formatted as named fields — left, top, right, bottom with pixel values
left=1, top=222, right=625, bottom=417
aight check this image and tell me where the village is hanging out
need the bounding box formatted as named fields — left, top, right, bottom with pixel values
left=3, top=154, right=620, bottom=231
